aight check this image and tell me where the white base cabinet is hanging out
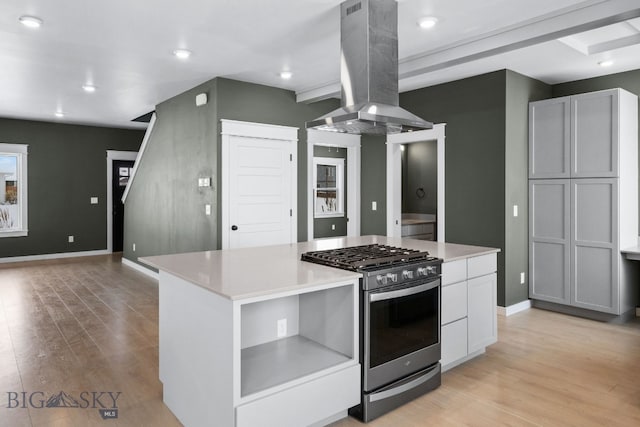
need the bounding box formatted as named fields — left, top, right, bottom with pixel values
left=441, top=254, right=497, bottom=371
left=158, top=271, right=360, bottom=427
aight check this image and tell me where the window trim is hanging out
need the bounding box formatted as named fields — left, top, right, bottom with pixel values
left=313, top=156, right=345, bottom=218
left=0, top=143, right=28, bottom=238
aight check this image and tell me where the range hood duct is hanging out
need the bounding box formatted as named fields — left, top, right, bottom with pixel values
left=306, top=0, right=433, bottom=135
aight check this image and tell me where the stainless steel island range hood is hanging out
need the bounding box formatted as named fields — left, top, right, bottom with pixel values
left=306, top=0, right=433, bottom=135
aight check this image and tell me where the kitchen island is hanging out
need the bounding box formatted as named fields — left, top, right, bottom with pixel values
left=141, top=235, right=499, bottom=427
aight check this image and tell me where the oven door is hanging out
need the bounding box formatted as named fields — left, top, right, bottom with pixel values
left=363, top=277, right=441, bottom=392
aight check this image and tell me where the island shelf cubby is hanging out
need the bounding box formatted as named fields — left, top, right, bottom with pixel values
left=237, top=281, right=357, bottom=401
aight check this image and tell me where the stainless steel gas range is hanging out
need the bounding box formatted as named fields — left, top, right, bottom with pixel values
left=302, top=244, right=442, bottom=422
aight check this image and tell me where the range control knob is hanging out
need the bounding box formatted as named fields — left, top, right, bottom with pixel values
left=426, top=266, right=438, bottom=275
left=402, top=270, right=414, bottom=280
left=417, top=267, right=427, bottom=276
left=386, top=273, right=398, bottom=283
left=376, top=274, right=388, bottom=285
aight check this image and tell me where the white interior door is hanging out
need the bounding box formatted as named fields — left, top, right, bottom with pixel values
left=228, top=135, right=293, bottom=249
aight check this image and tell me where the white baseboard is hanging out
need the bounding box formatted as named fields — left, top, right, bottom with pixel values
left=0, top=249, right=110, bottom=264
left=122, top=257, right=159, bottom=281
left=497, top=299, right=532, bottom=317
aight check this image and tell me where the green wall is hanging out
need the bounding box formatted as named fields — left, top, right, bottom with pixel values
left=313, top=145, right=348, bottom=238
left=402, top=140, right=438, bottom=215
left=360, top=135, right=387, bottom=235
left=0, top=118, right=143, bottom=258
left=214, top=78, right=340, bottom=247
left=400, top=71, right=508, bottom=303
left=123, top=77, right=339, bottom=265
left=505, top=71, right=552, bottom=306
left=123, top=79, right=219, bottom=264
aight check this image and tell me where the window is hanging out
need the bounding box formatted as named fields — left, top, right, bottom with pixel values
left=0, top=143, right=28, bottom=237
left=313, top=157, right=344, bottom=218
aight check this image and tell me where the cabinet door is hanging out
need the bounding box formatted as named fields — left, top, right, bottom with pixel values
left=441, top=318, right=467, bottom=369
left=571, top=179, right=619, bottom=314
left=529, top=180, right=571, bottom=304
left=467, top=273, right=497, bottom=354
left=529, top=97, right=571, bottom=179
left=571, top=90, right=619, bottom=178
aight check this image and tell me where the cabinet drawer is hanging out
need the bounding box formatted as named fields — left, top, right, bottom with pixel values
left=235, top=364, right=360, bottom=427
left=467, top=254, right=497, bottom=279
left=441, top=318, right=468, bottom=368
left=442, top=259, right=466, bottom=286
left=441, top=281, right=467, bottom=325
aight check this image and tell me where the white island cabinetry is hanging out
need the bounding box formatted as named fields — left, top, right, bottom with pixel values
left=441, top=253, right=497, bottom=371
left=142, top=235, right=499, bottom=426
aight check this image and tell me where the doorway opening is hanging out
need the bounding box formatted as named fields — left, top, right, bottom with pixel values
left=107, top=150, right=137, bottom=253
left=307, top=130, right=361, bottom=241
left=386, top=124, right=446, bottom=241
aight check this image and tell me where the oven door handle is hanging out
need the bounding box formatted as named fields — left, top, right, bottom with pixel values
left=369, top=279, right=440, bottom=302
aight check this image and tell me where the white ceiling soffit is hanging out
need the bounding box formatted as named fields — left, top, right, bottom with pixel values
left=559, top=17, right=640, bottom=55
left=296, top=0, right=640, bottom=103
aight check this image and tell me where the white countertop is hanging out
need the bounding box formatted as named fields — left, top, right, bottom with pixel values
left=140, top=235, right=499, bottom=301
left=621, top=245, right=640, bottom=260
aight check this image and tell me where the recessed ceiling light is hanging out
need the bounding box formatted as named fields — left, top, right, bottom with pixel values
left=598, top=60, right=614, bottom=67
left=280, top=71, right=293, bottom=80
left=173, top=49, right=192, bottom=59
left=19, top=15, right=43, bottom=28
left=82, top=84, right=97, bottom=93
left=418, top=16, right=438, bottom=29
left=54, top=111, right=64, bottom=118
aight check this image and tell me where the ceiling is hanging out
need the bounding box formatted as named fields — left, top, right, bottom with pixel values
left=1, top=0, right=640, bottom=130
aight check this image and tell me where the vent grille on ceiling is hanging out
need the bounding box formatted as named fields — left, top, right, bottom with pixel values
left=346, top=2, right=361, bottom=15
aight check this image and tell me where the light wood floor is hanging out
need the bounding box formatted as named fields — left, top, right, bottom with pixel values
left=1, top=255, right=639, bottom=427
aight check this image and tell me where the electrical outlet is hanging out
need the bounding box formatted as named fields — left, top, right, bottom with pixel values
left=205, top=204, right=211, bottom=215
left=68, top=235, right=74, bottom=243
left=520, top=272, right=525, bottom=284
left=513, top=205, right=518, bottom=217
left=372, top=201, right=377, bottom=211
left=332, top=224, right=335, bottom=230
left=90, top=197, right=98, bottom=204
left=277, top=318, right=287, bottom=338
left=132, top=243, right=136, bottom=251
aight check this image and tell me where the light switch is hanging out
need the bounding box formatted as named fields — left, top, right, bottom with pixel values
left=205, top=204, right=211, bottom=215
left=90, top=197, right=98, bottom=204
left=68, top=236, right=74, bottom=243
left=372, top=201, right=377, bottom=211
left=513, top=205, right=518, bottom=217
left=332, top=224, right=335, bottom=230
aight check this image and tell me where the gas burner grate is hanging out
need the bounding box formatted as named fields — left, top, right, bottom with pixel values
left=301, top=244, right=434, bottom=271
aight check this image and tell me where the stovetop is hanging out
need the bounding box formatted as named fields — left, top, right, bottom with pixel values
left=301, top=244, right=439, bottom=272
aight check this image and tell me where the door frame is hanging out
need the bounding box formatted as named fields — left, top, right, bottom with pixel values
left=106, top=150, right=138, bottom=253
left=386, top=124, right=446, bottom=241
left=307, top=130, right=361, bottom=240
left=221, top=119, right=298, bottom=250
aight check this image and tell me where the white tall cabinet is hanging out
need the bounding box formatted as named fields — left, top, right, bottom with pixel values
left=529, top=88, right=638, bottom=315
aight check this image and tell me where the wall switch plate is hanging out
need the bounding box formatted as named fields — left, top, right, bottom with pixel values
left=205, top=204, right=211, bottom=215
left=372, top=201, right=377, bottom=211
left=90, top=197, right=98, bottom=204
left=132, top=243, right=136, bottom=251
left=520, top=272, right=525, bottom=284
left=277, top=318, right=287, bottom=338
left=331, top=224, right=335, bottom=230
left=202, top=177, right=211, bottom=187
left=68, top=236, right=74, bottom=243
left=513, top=205, right=518, bottom=217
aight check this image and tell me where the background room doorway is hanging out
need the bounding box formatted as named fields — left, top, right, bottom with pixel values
left=386, top=124, right=446, bottom=241
left=107, top=150, right=137, bottom=253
